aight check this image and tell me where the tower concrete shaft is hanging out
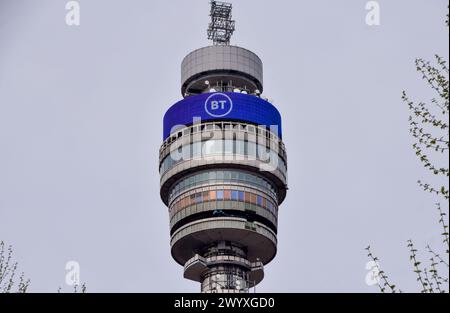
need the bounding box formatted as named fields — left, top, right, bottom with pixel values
left=159, top=2, right=287, bottom=293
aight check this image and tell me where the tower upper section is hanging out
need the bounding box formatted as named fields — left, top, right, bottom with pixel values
left=159, top=0, right=288, bottom=293
left=181, top=46, right=264, bottom=97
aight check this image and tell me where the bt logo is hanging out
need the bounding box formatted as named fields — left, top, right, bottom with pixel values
left=205, top=93, right=233, bottom=118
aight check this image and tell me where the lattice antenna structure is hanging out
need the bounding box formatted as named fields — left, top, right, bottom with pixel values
left=207, top=0, right=235, bottom=45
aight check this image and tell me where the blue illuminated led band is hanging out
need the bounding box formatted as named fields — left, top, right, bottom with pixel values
left=163, top=92, right=283, bottom=140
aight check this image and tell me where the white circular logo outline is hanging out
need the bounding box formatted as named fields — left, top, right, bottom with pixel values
left=204, top=93, right=233, bottom=118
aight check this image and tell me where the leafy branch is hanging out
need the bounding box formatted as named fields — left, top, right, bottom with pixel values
left=366, top=10, right=449, bottom=293
left=0, top=241, right=30, bottom=293
left=365, top=246, right=398, bottom=293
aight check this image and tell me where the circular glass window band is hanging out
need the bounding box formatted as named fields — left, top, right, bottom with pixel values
left=160, top=121, right=285, bottom=156
left=169, top=202, right=278, bottom=234
left=169, top=188, right=277, bottom=219
left=159, top=126, right=287, bottom=166
left=170, top=185, right=277, bottom=217
left=168, top=169, right=277, bottom=204
left=169, top=182, right=277, bottom=209
left=159, top=140, right=287, bottom=177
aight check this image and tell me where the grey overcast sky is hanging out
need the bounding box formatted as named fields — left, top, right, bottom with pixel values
left=0, top=0, right=448, bottom=293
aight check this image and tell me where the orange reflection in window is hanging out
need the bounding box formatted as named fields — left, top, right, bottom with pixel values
left=244, top=192, right=251, bottom=203
left=250, top=194, right=257, bottom=204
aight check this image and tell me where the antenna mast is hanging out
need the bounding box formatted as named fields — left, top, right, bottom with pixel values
left=207, top=0, right=235, bottom=45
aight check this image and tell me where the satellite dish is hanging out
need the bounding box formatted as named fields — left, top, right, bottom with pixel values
left=233, top=88, right=241, bottom=93
left=241, top=90, right=248, bottom=94
left=209, top=88, right=217, bottom=93
left=254, top=89, right=261, bottom=95
left=205, top=80, right=210, bottom=85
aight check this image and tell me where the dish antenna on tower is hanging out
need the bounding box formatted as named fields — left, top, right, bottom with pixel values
left=207, top=0, right=235, bottom=45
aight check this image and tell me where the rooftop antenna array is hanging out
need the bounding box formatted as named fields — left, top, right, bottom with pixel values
left=207, top=0, right=235, bottom=45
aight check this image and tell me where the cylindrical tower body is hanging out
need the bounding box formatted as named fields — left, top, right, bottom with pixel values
left=160, top=44, right=287, bottom=293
